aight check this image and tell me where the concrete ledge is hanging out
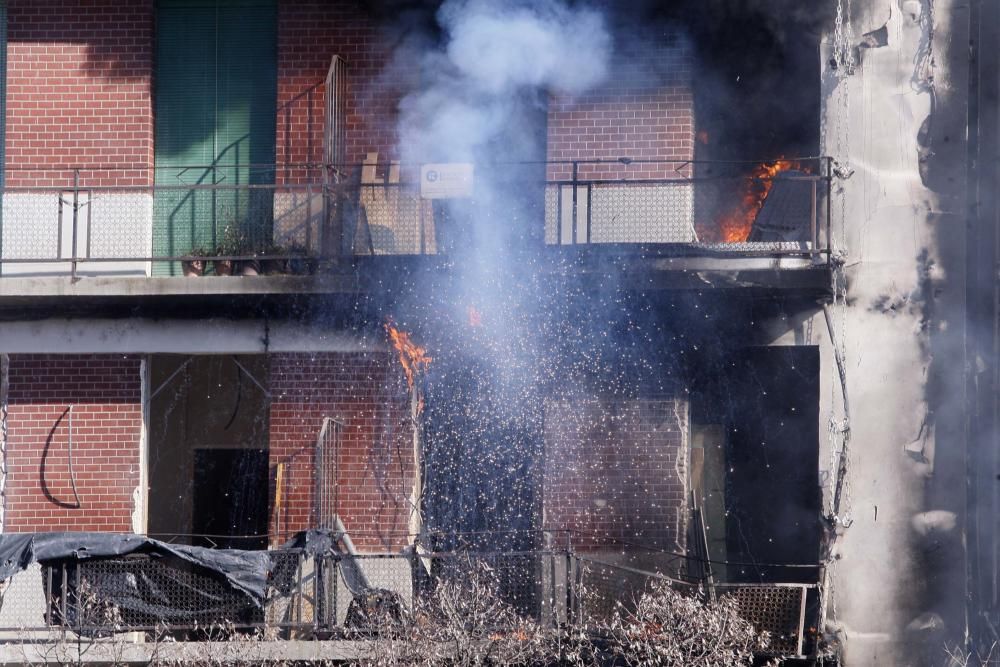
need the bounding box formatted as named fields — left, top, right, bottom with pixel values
left=0, top=639, right=366, bottom=664
left=0, top=275, right=362, bottom=298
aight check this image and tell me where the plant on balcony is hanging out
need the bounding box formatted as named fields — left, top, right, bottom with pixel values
left=213, top=223, right=243, bottom=277
left=287, top=243, right=313, bottom=275
left=259, top=244, right=288, bottom=275
left=181, top=247, right=208, bottom=277
left=257, top=243, right=313, bottom=276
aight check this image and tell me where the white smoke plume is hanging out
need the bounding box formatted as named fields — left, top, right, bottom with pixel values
left=397, top=0, right=612, bottom=163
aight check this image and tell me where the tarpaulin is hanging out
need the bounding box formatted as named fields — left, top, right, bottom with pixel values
left=0, top=533, right=272, bottom=601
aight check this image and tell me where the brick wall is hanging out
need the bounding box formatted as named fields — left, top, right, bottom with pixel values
left=269, top=352, right=413, bottom=551
left=5, top=0, right=154, bottom=188
left=546, top=40, right=694, bottom=181
left=3, top=354, right=142, bottom=533
left=543, top=396, right=688, bottom=551
left=277, top=0, right=406, bottom=176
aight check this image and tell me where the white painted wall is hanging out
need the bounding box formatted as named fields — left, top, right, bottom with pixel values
left=1, top=192, right=152, bottom=277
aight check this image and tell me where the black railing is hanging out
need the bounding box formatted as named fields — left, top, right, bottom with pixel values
left=0, top=159, right=832, bottom=278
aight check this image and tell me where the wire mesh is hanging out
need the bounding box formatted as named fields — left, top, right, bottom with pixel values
left=0, top=159, right=830, bottom=274
left=314, top=418, right=341, bottom=531
left=714, top=584, right=808, bottom=656
left=0, top=542, right=816, bottom=660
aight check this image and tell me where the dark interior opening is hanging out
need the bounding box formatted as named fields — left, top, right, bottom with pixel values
left=193, top=448, right=269, bottom=550
left=692, top=345, right=821, bottom=583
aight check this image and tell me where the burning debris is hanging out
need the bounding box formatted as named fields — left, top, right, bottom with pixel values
left=385, top=320, right=433, bottom=402
left=467, top=305, right=482, bottom=328
left=717, top=159, right=804, bottom=243
left=385, top=320, right=433, bottom=545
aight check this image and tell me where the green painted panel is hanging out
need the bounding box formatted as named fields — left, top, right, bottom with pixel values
left=153, top=0, right=276, bottom=275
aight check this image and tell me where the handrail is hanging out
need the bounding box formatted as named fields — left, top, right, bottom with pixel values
left=0, top=157, right=833, bottom=276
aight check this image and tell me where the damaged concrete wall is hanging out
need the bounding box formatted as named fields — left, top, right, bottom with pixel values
left=814, top=0, right=970, bottom=663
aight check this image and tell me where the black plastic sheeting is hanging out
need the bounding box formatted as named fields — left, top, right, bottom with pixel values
left=0, top=533, right=274, bottom=600
left=0, top=530, right=366, bottom=623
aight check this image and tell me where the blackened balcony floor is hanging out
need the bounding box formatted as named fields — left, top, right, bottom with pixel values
left=0, top=246, right=832, bottom=320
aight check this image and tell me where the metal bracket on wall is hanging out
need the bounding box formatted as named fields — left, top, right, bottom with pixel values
left=148, top=356, right=195, bottom=402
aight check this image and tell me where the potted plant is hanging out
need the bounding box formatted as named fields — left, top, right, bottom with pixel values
left=181, top=247, right=208, bottom=277
left=260, top=244, right=288, bottom=275
left=212, top=248, right=234, bottom=276
left=213, top=223, right=244, bottom=277
left=238, top=258, right=259, bottom=276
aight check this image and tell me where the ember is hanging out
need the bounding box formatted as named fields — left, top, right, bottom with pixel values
left=717, top=158, right=802, bottom=243
left=468, top=305, right=482, bottom=328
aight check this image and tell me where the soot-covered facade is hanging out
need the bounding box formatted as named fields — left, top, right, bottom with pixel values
left=0, top=0, right=850, bottom=659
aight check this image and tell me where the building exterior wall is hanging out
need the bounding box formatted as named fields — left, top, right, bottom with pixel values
left=277, top=0, right=403, bottom=172
left=3, top=0, right=154, bottom=276
left=545, top=40, right=695, bottom=244
left=5, top=0, right=154, bottom=187
left=546, top=44, right=694, bottom=174
left=268, top=352, right=414, bottom=552
left=3, top=354, right=142, bottom=533
left=543, top=396, right=689, bottom=554
left=814, top=1, right=970, bottom=663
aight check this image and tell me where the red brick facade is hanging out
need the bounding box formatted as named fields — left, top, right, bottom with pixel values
left=2, top=3, right=693, bottom=181
left=546, top=40, right=694, bottom=181
left=277, top=0, right=404, bottom=172
left=268, top=352, right=414, bottom=551
left=3, top=354, right=142, bottom=533
left=543, top=396, right=688, bottom=551
left=5, top=0, right=155, bottom=188
left=5, top=1, right=406, bottom=188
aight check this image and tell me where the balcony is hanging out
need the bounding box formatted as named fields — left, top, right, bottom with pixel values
left=0, top=159, right=832, bottom=304
left=0, top=530, right=821, bottom=664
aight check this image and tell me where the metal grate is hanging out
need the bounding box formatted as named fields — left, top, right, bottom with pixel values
left=716, top=584, right=808, bottom=656
left=43, top=555, right=263, bottom=632
left=324, top=56, right=348, bottom=174
left=314, top=417, right=343, bottom=530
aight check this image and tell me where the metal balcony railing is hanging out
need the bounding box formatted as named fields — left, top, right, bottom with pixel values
left=0, top=530, right=821, bottom=660
left=0, top=159, right=832, bottom=279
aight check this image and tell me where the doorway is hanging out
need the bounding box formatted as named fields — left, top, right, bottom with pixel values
left=147, top=355, right=270, bottom=548
left=691, top=345, right=821, bottom=583
left=153, top=0, right=277, bottom=274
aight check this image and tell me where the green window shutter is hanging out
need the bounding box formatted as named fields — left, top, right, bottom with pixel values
left=153, top=0, right=276, bottom=275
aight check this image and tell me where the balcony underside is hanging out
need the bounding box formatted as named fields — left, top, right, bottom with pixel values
left=0, top=247, right=832, bottom=319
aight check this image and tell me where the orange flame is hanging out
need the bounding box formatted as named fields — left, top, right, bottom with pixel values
left=717, top=159, right=802, bottom=243
left=385, top=320, right=432, bottom=393
left=696, top=130, right=710, bottom=145
left=468, top=305, right=482, bottom=328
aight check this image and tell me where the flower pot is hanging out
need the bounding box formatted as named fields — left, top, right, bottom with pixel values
left=261, top=258, right=287, bottom=275
left=212, top=259, right=234, bottom=276
left=239, top=259, right=261, bottom=276
left=288, top=257, right=313, bottom=275
left=182, top=259, right=205, bottom=277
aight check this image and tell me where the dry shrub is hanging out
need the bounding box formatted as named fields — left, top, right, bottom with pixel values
left=602, top=581, right=772, bottom=667
left=362, top=563, right=771, bottom=667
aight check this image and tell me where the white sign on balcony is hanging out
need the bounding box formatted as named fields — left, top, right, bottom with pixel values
left=420, top=163, right=474, bottom=199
